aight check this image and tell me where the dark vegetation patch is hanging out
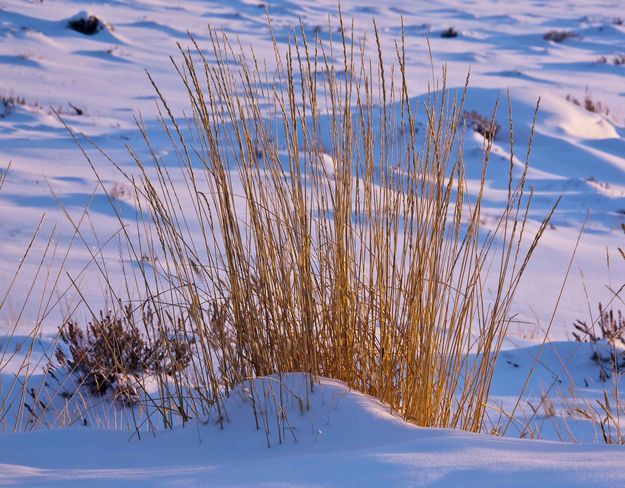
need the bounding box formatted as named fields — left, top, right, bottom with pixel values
left=440, top=27, right=458, bottom=38
left=464, top=111, right=499, bottom=142
left=0, top=95, right=41, bottom=119
left=1, top=94, right=85, bottom=119
left=68, top=15, right=105, bottom=36
left=0, top=95, right=28, bottom=119
left=54, top=304, right=193, bottom=405
left=543, top=30, right=580, bottom=43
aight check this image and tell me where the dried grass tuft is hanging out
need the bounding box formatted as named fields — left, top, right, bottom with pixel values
left=73, top=15, right=555, bottom=433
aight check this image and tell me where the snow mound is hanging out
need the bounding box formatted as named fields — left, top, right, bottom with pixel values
left=1, top=373, right=625, bottom=486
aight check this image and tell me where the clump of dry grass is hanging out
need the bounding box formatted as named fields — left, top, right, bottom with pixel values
left=572, top=233, right=625, bottom=379
left=573, top=303, right=625, bottom=349
left=567, top=232, right=625, bottom=444
left=573, top=388, right=625, bottom=444
left=0, top=95, right=28, bottom=119
left=0, top=94, right=83, bottom=120
left=64, top=13, right=556, bottom=435
left=566, top=90, right=611, bottom=117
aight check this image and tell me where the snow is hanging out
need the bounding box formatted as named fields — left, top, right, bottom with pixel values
left=3, top=338, right=625, bottom=485
left=2, top=0, right=625, bottom=485
left=1, top=0, right=624, bottom=334
left=2, top=373, right=625, bottom=487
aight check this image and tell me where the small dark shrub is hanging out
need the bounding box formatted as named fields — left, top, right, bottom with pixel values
left=55, top=304, right=193, bottom=402
left=56, top=307, right=149, bottom=396
left=464, top=111, right=499, bottom=142
left=441, top=27, right=458, bottom=38
left=543, top=30, right=579, bottom=43
left=68, top=15, right=104, bottom=36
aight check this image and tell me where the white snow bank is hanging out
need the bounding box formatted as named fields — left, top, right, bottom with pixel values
left=1, top=373, right=625, bottom=487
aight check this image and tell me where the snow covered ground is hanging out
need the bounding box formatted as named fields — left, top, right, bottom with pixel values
left=3, top=373, right=625, bottom=487
left=2, top=0, right=625, bottom=485
left=1, top=0, right=625, bottom=335
left=2, top=343, right=625, bottom=486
